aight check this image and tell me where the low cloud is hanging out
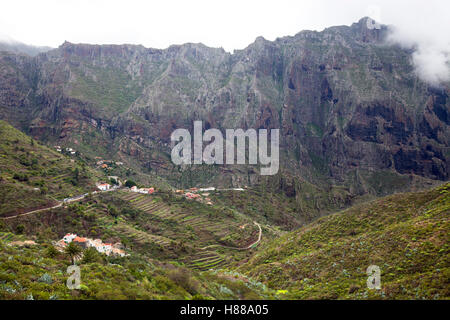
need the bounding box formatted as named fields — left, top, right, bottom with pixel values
left=384, top=6, right=450, bottom=86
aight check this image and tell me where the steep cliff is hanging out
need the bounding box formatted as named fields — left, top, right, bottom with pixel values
left=0, top=17, right=448, bottom=218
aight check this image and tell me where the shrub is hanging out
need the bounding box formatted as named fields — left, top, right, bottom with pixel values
left=13, top=173, right=29, bottom=182
left=125, top=180, right=137, bottom=188
left=167, top=269, right=199, bottom=295
left=82, top=247, right=102, bottom=264
left=45, top=245, right=59, bottom=258
left=349, top=284, right=360, bottom=294
left=37, top=273, right=53, bottom=284
left=16, top=224, right=25, bottom=234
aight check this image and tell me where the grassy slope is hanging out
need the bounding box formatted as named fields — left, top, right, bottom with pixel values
left=0, top=192, right=272, bottom=300
left=0, top=189, right=272, bottom=272
left=0, top=239, right=271, bottom=300
left=238, top=182, right=449, bottom=299
left=0, top=120, right=101, bottom=216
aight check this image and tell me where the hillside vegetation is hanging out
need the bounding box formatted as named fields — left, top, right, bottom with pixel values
left=0, top=120, right=100, bottom=217
left=239, top=183, right=449, bottom=299
left=0, top=236, right=271, bottom=300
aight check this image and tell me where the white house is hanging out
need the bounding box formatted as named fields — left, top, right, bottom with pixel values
left=63, top=233, right=77, bottom=243
left=97, top=183, right=111, bottom=191
left=58, top=234, right=128, bottom=257
left=102, top=243, right=113, bottom=255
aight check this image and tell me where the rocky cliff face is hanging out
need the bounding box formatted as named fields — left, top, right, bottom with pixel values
left=0, top=18, right=448, bottom=202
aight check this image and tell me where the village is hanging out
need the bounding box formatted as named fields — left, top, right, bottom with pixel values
left=176, top=187, right=215, bottom=205
left=51, top=145, right=244, bottom=206
left=55, top=233, right=128, bottom=257
left=96, top=179, right=246, bottom=206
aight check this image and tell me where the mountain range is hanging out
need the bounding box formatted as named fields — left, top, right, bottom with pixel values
left=0, top=18, right=447, bottom=212
left=0, top=17, right=448, bottom=300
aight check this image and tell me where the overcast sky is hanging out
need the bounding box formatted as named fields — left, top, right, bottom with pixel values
left=0, top=0, right=446, bottom=50
left=1, top=0, right=448, bottom=83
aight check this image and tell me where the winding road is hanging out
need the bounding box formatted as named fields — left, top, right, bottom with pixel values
left=200, top=221, right=262, bottom=251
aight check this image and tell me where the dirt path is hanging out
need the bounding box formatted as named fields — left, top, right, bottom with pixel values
left=200, top=221, right=262, bottom=251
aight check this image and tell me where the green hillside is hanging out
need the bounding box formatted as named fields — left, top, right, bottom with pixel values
left=238, top=183, right=450, bottom=299
left=0, top=239, right=271, bottom=300
left=0, top=120, right=101, bottom=217
left=0, top=118, right=448, bottom=300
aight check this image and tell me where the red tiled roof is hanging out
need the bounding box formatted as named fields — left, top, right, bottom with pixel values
left=73, top=236, right=87, bottom=242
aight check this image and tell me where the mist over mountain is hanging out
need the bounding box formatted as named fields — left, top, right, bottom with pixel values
left=0, top=38, right=52, bottom=56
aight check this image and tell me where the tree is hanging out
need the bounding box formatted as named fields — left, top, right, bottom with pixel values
left=45, top=245, right=59, bottom=258
left=108, top=204, right=118, bottom=218
left=16, top=224, right=25, bottom=234
left=125, top=179, right=136, bottom=188
left=40, top=186, right=48, bottom=195
left=81, top=247, right=101, bottom=264
left=64, top=242, right=82, bottom=265
left=71, top=167, right=80, bottom=186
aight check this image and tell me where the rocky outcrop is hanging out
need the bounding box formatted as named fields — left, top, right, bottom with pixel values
left=0, top=17, right=448, bottom=195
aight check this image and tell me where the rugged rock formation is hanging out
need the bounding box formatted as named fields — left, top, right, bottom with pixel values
left=0, top=17, right=448, bottom=202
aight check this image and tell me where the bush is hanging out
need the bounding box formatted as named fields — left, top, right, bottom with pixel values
left=45, top=245, right=59, bottom=258
left=167, top=269, right=199, bottom=295
left=125, top=180, right=137, bottom=188
left=16, top=224, right=25, bottom=234
left=37, top=273, right=53, bottom=284
left=108, top=205, right=118, bottom=218
left=82, top=247, right=102, bottom=264
left=13, top=173, right=29, bottom=182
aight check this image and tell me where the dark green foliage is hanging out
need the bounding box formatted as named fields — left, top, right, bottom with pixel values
left=16, top=224, right=25, bottom=234
left=64, top=242, right=82, bottom=265
left=81, top=247, right=102, bottom=264
left=125, top=180, right=137, bottom=188
left=45, top=245, right=59, bottom=258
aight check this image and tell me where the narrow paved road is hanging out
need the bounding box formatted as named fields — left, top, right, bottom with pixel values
left=0, top=187, right=120, bottom=220
left=200, top=221, right=262, bottom=251
left=1, top=203, right=63, bottom=220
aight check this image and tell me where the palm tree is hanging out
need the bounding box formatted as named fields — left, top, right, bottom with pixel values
left=64, top=242, right=82, bottom=264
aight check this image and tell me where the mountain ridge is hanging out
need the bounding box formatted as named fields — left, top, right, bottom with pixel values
left=0, top=17, right=448, bottom=223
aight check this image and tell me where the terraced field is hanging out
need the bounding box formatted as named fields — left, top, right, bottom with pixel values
left=84, top=203, right=108, bottom=215
left=112, top=223, right=172, bottom=247
left=186, top=250, right=229, bottom=271
left=116, top=191, right=257, bottom=270
left=120, top=192, right=243, bottom=239
left=84, top=202, right=172, bottom=247
left=122, top=193, right=185, bottom=220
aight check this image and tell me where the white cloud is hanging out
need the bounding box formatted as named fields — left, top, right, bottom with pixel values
left=382, top=0, right=450, bottom=85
